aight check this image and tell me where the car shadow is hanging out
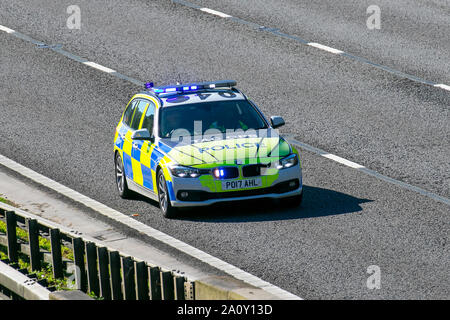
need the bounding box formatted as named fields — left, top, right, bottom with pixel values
left=173, top=185, right=373, bottom=222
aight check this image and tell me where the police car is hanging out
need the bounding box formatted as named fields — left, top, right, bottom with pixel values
left=114, top=80, right=302, bottom=218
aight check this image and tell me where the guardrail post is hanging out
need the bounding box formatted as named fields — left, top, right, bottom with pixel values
left=72, top=237, right=87, bottom=292
left=174, top=276, right=186, bottom=300
left=121, top=256, right=136, bottom=300
left=6, top=211, right=18, bottom=263
left=149, top=266, right=161, bottom=300
left=26, top=219, right=41, bottom=271
left=135, top=261, right=149, bottom=300
left=97, top=246, right=111, bottom=300
left=160, top=271, right=175, bottom=300
left=85, top=242, right=100, bottom=297
left=109, top=251, right=122, bottom=300
left=50, top=228, right=63, bottom=279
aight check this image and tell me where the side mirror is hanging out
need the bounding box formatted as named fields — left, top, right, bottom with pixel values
left=270, top=116, right=285, bottom=129
left=131, top=128, right=152, bottom=141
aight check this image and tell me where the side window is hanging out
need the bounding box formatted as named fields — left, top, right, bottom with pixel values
left=130, top=100, right=149, bottom=130
left=123, top=99, right=138, bottom=127
left=141, top=101, right=156, bottom=136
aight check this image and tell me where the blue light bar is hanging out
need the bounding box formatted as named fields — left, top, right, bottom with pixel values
left=146, top=80, right=237, bottom=95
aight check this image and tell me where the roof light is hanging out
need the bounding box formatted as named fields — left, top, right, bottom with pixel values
left=149, top=80, right=237, bottom=95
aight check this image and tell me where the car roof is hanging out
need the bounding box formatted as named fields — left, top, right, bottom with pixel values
left=136, top=89, right=246, bottom=108
left=162, top=89, right=246, bottom=107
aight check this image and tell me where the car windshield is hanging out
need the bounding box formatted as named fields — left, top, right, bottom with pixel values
left=159, top=99, right=267, bottom=138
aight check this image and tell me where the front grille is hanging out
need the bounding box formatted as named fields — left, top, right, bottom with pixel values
left=242, top=164, right=259, bottom=177
left=243, top=164, right=267, bottom=177
left=177, top=179, right=300, bottom=201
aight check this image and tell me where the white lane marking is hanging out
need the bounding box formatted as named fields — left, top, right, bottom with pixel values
left=434, top=84, right=450, bottom=91
left=83, top=61, right=116, bottom=73
left=307, top=42, right=344, bottom=54
left=322, top=153, right=365, bottom=169
left=0, top=154, right=300, bottom=300
left=200, top=8, right=232, bottom=18
left=0, top=25, right=15, bottom=33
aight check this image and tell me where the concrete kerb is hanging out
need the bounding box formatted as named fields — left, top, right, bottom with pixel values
left=0, top=260, right=50, bottom=300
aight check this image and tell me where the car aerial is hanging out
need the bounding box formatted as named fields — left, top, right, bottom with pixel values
left=113, top=80, right=303, bottom=218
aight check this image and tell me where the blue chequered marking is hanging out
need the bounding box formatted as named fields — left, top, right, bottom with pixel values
left=115, top=136, right=124, bottom=149
left=115, top=125, right=128, bottom=149
left=166, top=180, right=176, bottom=201
left=150, top=158, right=157, bottom=171
left=158, top=142, right=172, bottom=154
left=150, top=147, right=164, bottom=171
left=123, top=153, right=133, bottom=180
left=141, top=164, right=153, bottom=190
left=131, top=140, right=143, bottom=162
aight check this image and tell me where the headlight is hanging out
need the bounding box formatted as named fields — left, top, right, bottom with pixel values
left=169, top=165, right=209, bottom=178
left=277, top=154, right=298, bottom=169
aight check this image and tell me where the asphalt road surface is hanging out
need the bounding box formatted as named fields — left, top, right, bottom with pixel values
left=0, top=0, right=449, bottom=299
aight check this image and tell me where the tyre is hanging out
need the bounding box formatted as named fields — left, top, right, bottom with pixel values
left=157, top=169, right=178, bottom=218
left=115, top=152, right=131, bottom=199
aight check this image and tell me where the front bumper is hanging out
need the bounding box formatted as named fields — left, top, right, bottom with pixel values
left=169, top=164, right=302, bottom=207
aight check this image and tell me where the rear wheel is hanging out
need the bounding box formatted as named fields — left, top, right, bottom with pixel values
left=115, top=152, right=131, bottom=199
left=157, top=170, right=177, bottom=218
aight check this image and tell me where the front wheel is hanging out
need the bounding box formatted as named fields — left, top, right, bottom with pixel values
left=157, top=170, right=177, bottom=218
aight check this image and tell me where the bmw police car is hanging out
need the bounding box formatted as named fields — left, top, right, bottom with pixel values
left=113, top=80, right=302, bottom=218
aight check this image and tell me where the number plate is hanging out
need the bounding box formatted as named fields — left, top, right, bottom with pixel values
left=222, top=178, right=262, bottom=191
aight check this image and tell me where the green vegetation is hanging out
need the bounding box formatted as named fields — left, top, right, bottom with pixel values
left=0, top=203, right=102, bottom=299
left=0, top=220, right=74, bottom=261
left=87, top=291, right=104, bottom=300
left=0, top=218, right=76, bottom=291
left=0, top=196, right=15, bottom=206
left=0, top=244, right=75, bottom=291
